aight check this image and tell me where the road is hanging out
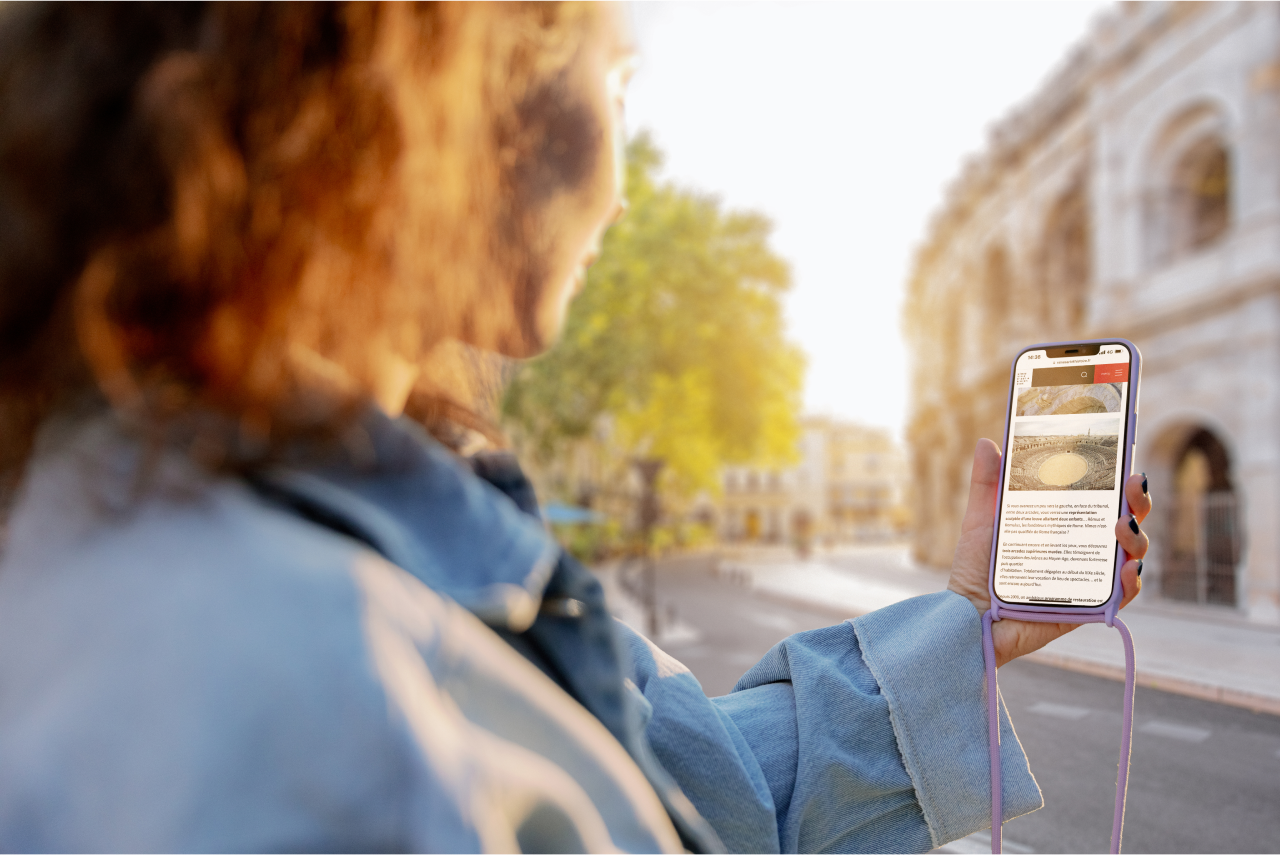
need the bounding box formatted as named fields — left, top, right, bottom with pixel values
left=644, top=553, right=1280, bottom=854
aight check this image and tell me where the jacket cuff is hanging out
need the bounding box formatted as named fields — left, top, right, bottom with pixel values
left=851, top=591, right=1042, bottom=849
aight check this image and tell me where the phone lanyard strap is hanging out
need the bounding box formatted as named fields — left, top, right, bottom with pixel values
left=982, top=608, right=1136, bottom=854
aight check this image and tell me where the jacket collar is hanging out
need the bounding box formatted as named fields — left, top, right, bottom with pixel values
left=253, top=409, right=559, bottom=632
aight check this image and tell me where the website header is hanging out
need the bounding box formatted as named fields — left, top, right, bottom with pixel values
left=1032, top=362, right=1129, bottom=387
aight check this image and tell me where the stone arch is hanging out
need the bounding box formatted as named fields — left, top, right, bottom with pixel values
left=982, top=243, right=1012, bottom=353
left=1038, top=183, right=1091, bottom=333
left=1017, top=382, right=1123, bottom=416
left=938, top=293, right=961, bottom=384
left=1171, top=136, right=1230, bottom=252
left=1143, top=101, right=1233, bottom=266
left=1146, top=418, right=1242, bottom=606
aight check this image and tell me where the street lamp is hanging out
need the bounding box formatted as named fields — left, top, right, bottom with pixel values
left=631, top=457, right=664, bottom=637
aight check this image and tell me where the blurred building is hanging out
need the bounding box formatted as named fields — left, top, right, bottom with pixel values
left=718, top=417, right=909, bottom=544
left=904, top=2, right=1280, bottom=622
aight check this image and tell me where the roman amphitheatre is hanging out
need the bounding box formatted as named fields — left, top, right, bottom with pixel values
left=1017, top=382, right=1124, bottom=417
left=1008, top=435, right=1119, bottom=491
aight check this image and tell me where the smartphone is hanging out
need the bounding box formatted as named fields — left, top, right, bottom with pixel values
left=988, top=339, right=1141, bottom=614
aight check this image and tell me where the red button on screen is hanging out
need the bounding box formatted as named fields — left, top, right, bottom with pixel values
left=1094, top=362, right=1129, bottom=383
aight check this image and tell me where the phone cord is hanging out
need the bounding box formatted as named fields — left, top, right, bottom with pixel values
left=982, top=608, right=1136, bottom=854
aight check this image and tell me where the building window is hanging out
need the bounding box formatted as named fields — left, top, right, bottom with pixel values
left=1171, top=136, right=1230, bottom=255
left=1039, top=186, right=1090, bottom=332
left=983, top=244, right=1012, bottom=350
left=1144, top=105, right=1232, bottom=267
left=939, top=303, right=959, bottom=382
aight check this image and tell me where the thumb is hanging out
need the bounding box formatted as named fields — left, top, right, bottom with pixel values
left=960, top=438, right=1002, bottom=536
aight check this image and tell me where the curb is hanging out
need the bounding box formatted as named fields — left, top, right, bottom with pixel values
left=1023, top=648, right=1280, bottom=718
left=735, top=577, right=1280, bottom=719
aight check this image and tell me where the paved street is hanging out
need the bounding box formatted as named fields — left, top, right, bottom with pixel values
left=636, top=553, right=1280, bottom=854
left=716, top=545, right=1280, bottom=716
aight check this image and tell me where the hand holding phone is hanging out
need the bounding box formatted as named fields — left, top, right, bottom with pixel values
left=946, top=340, right=1152, bottom=666
left=951, top=341, right=1153, bottom=854
left=946, top=441, right=1148, bottom=666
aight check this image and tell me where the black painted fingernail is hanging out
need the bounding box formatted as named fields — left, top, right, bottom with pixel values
left=1129, top=515, right=1141, bottom=536
left=1137, top=560, right=1143, bottom=577
left=1141, top=473, right=1148, bottom=495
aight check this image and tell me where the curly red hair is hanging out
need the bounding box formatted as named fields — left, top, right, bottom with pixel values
left=0, top=2, right=602, bottom=490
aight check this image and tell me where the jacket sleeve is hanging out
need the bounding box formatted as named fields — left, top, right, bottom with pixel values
left=618, top=591, right=1042, bottom=854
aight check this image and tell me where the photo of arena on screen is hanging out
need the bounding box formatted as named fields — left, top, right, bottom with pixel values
left=1017, top=382, right=1126, bottom=417
left=1009, top=416, right=1121, bottom=491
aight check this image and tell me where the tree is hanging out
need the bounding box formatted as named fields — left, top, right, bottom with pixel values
left=502, top=134, right=803, bottom=501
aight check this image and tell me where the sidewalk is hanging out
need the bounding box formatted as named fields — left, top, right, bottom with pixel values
left=719, top=545, right=1280, bottom=717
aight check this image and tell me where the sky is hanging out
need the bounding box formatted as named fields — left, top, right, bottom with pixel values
left=1015, top=415, right=1120, bottom=438
left=623, top=1, right=1111, bottom=439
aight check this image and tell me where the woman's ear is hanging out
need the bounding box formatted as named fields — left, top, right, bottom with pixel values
left=368, top=344, right=420, bottom=417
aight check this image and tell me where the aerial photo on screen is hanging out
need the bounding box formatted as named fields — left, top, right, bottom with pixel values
left=1017, top=382, right=1126, bottom=417
left=1009, top=416, right=1121, bottom=491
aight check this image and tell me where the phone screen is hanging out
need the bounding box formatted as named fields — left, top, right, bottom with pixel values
left=992, top=343, right=1134, bottom=607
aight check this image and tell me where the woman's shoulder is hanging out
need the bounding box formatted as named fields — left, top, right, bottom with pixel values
left=0, top=417, right=679, bottom=854
left=0, top=417, right=402, bottom=724
left=0, top=421, right=374, bottom=623
left=0, top=421, right=467, bottom=850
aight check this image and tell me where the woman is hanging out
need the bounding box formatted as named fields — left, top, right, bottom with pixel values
left=0, top=4, right=1150, bottom=852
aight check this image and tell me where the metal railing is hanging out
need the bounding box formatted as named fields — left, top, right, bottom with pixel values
left=1163, top=491, right=1241, bottom=606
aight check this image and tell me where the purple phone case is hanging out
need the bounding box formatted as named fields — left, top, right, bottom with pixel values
left=986, top=338, right=1142, bottom=624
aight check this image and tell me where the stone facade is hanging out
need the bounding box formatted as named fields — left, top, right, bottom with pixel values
left=718, top=417, right=909, bottom=545
left=904, top=2, right=1280, bottom=623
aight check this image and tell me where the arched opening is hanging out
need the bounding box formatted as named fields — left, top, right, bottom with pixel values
left=1039, top=186, right=1091, bottom=333
left=744, top=508, right=761, bottom=541
left=1164, top=428, right=1241, bottom=606
left=983, top=244, right=1011, bottom=353
left=1143, top=104, right=1232, bottom=266
left=1171, top=136, right=1230, bottom=255
left=939, top=305, right=959, bottom=384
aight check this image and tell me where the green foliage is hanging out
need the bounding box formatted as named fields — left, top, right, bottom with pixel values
left=503, top=134, right=804, bottom=498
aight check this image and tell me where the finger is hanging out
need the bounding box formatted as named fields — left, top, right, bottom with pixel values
left=996, top=543, right=1145, bottom=668
left=993, top=617, right=1083, bottom=669
left=959, top=439, right=1002, bottom=536
left=1117, top=558, right=1142, bottom=609
left=1125, top=472, right=1152, bottom=524
left=1115, top=512, right=1149, bottom=561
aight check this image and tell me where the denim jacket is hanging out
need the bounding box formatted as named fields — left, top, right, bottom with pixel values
left=0, top=410, right=1041, bottom=852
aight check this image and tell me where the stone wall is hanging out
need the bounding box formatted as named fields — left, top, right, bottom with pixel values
left=904, top=2, right=1280, bottom=622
